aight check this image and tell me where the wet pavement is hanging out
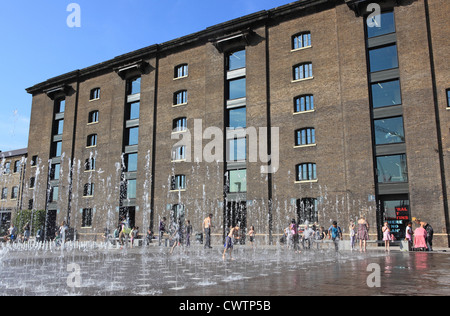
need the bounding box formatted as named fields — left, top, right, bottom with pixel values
left=0, top=244, right=449, bottom=296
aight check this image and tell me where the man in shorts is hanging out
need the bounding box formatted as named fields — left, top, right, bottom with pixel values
left=223, top=225, right=239, bottom=260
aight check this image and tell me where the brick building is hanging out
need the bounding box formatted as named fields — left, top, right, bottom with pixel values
left=23, top=0, right=450, bottom=246
left=0, top=148, right=27, bottom=235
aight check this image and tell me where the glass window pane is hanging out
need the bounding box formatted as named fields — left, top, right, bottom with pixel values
left=57, top=100, right=65, bottom=113
left=228, top=50, right=246, bottom=71
left=369, top=45, right=398, bottom=72
left=128, top=102, right=140, bottom=120
left=229, top=170, right=247, bottom=193
left=126, top=153, right=138, bottom=172
left=228, top=138, right=246, bottom=162
left=127, top=180, right=137, bottom=199
left=371, top=80, right=402, bottom=108
left=374, top=117, right=405, bottom=145
left=130, top=77, right=141, bottom=95
left=126, top=127, right=139, bottom=146
left=377, top=154, right=408, bottom=183
left=367, top=11, right=396, bottom=38
left=228, top=78, right=246, bottom=100
left=228, top=107, right=246, bottom=129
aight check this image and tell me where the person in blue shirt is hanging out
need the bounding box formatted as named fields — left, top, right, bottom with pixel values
left=328, top=221, right=343, bottom=252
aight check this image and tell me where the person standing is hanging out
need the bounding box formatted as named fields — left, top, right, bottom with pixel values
left=349, top=221, right=356, bottom=251
left=203, top=214, right=213, bottom=249
left=23, top=222, right=31, bottom=242
left=328, top=221, right=343, bottom=252
left=290, top=219, right=300, bottom=253
left=413, top=218, right=434, bottom=252
left=413, top=222, right=428, bottom=251
left=159, top=217, right=167, bottom=247
left=247, top=225, right=256, bottom=249
left=382, top=222, right=392, bottom=252
left=405, top=222, right=413, bottom=249
left=59, top=221, right=68, bottom=245
left=303, top=225, right=314, bottom=250
left=357, top=217, right=370, bottom=253
left=185, top=219, right=193, bottom=248
left=223, top=225, right=239, bottom=260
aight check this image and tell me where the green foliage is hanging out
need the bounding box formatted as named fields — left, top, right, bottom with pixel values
left=13, top=210, right=46, bottom=236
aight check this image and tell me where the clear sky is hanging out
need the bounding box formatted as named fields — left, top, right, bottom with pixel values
left=0, top=0, right=295, bottom=152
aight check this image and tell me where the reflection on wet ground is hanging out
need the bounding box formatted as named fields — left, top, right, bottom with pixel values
left=0, top=245, right=449, bottom=296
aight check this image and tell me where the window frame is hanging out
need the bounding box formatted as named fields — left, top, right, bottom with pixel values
left=90, top=88, right=101, bottom=101
left=88, top=110, right=99, bottom=124
left=292, top=31, right=312, bottom=51
left=293, top=63, right=313, bottom=81
left=86, top=134, right=98, bottom=148
left=82, top=208, right=93, bottom=228
left=174, top=64, right=189, bottom=79
left=173, top=90, right=188, bottom=106
left=172, top=117, right=187, bottom=133
left=296, top=163, right=317, bottom=182
left=295, top=128, right=316, bottom=147
left=171, top=175, right=186, bottom=191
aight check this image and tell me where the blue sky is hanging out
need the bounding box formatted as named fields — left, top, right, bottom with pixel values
left=0, top=0, right=294, bottom=152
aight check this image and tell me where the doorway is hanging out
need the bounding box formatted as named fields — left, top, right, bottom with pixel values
left=377, top=195, right=410, bottom=241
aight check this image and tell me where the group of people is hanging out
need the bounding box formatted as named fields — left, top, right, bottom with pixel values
left=2, top=222, right=40, bottom=244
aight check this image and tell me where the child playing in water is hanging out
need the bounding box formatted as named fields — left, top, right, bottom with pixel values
left=223, top=225, right=239, bottom=260
left=382, top=222, right=392, bottom=252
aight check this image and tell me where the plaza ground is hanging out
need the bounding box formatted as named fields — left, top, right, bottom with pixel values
left=0, top=242, right=449, bottom=296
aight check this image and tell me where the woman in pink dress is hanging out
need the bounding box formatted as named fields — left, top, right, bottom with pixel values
left=414, top=223, right=428, bottom=251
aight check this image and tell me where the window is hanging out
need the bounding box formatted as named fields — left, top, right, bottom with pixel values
left=126, top=179, right=137, bottom=199
left=90, top=88, right=101, bottom=100
left=294, top=95, right=314, bottom=113
left=227, top=50, right=246, bottom=71
left=50, top=186, right=59, bottom=202
left=172, top=204, right=185, bottom=224
left=50, top=163, right=61, bottom=180
left=173, top=117, right=187, bottom=133
left=85, top=158, right=96, bottom=171
left=369, top=45, right=398, bottom=73
left=172, top=146, right=186, bottom=161
left=125, top=127, right=139, bottom=146
left=371, top=79, right=402, bottom=108
left=31, top=155, right=38, bottom=167
left=124, top=153, right=138, bottom=172
left=175, top=64, right=188, bottom=79
left=447, top=89, right=450, bottom=108
left=174, top=90, right=188, bottom=105
left=228, top=169, right=247, bottom=193
left=30, top=177, right=35, bottom=189
left=11, top=187, right=18, bottom=200
left=55, top=99, right=65, bottom=113
left=51, top=141, right=62, bottom=157
left=297, top=198, right=318, bottom=224
left=367, top=11, right=396, bottom=38
left=295, top=128, right=316, bottom=146
left=293, top=63, right=313, bottom=81
left=127, top=77, right=141, bottom=95
left=82, top=209, right=93, bottom=227
left=374, top=117, right=405, bottom=145
left=87, top=134, right=97, bottom=147
left=28, top=199, right=33, bottom=210
left=83, top=183, right=95, bottom=197
left=228, top=78, right=246, bottom=100
left=377, top=154, right=408, bottom=183
left=13, top=161, right=21, bottom=173
left=171, top=175, right=186, bottom=191
left=3, top=162, right=10, bottom=174
left=1, top=188, right=7, bottom=200
left=292, top=32, right=311, bottom=50
left=88, top=111, right=99, bottom=124
left=227, top=107, right=246, bottom=130
left=54, top=120, right=64, bottom=135
left=296, top=163, right=317, bottom=182
left=227, top=138, right=246, bottom=162
left=126, top=102, right=140, bottom=120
